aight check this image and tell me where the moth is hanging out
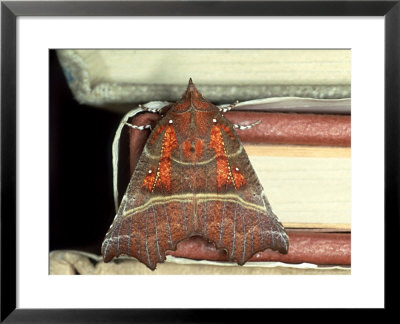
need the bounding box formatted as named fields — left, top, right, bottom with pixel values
left=102, top=79, right=289, bottom=270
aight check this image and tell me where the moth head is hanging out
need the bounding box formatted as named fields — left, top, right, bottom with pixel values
left=183, top=78, right=204, bottom=101
left=173, top=78, right=216, bottom=113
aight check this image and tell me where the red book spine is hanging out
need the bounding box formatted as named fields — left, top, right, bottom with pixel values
left=225, top=111, right=351, bottom=146
left=166, top=231, right=351, bottom=266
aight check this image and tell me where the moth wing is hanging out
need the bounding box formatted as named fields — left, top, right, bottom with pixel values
left=102, top=120, right=191, bottom=270
left=198, top=118, right=289, bottom=265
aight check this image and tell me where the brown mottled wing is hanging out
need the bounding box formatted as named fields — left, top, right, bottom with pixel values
left=102, top=79, right=289, bottom=270
left=102, top=118, right=193, bottom=270
left=197, top=115, right=289, bottom=265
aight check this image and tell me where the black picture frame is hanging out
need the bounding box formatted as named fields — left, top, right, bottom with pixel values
left=1, top=0, right=398, bottom=321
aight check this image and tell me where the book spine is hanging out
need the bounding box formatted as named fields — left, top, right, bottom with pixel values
left=166, top=231, right=351, bottom=265
left=225, top=111, right=351, bottom=146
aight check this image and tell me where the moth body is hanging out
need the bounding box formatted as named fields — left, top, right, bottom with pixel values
left=102, top=79, right=289, bottom=270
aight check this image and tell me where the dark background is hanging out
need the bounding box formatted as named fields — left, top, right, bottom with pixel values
left=49, top=50, right=122, bottom=254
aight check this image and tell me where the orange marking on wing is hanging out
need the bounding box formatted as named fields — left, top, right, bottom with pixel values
left=157, top=125, right=178, bottom=191
left=183, top=140, right=192, bottom=159
left=232, top=167, right=246, bottom=189
left=142, top=166, right=157, bottom=191
left=219, top=123, right=235, bottom=140
left=209, top=125, right=232, bottom=190
left=195, top=139, right=203, bottom=158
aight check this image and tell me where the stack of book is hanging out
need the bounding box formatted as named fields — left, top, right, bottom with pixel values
left=121, top=97, right=351, bottom=268
left=54, top=49, right=351, bottom=273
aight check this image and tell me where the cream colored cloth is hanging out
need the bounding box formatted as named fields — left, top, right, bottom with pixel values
left=50, top=250, right=350, bottom=275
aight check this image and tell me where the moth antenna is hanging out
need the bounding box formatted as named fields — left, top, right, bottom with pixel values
left=124, top=122, right=153, bottom=131
left=233, top=120, right=261, bottom=130
left=219, top=100, right=239, bottom=113
left=137, top=104, right=163, bottom=114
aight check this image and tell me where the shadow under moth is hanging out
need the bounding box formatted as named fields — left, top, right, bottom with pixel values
left=102, top=79, right=289, bottom=270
